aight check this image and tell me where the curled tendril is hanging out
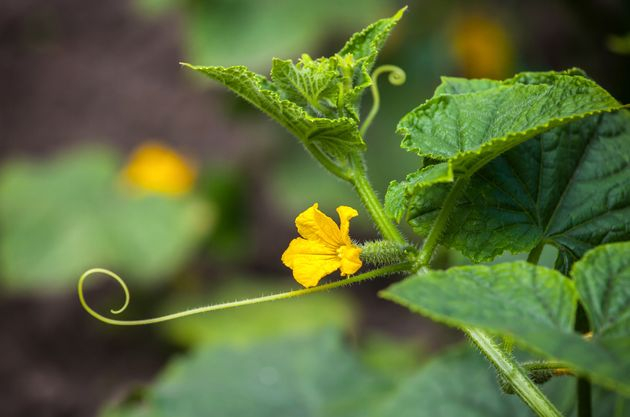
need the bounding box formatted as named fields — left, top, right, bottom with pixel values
left=77, top=263, right=413, bottom=326
left=359, top=65, right=407, bottom=136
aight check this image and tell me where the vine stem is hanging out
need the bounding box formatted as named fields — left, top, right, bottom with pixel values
left=417, top=177, right=468, bottom=265
left=350, top=155, right=406, bottom=244
left=78, top=263, right=412, bottom=326
left=467, top=329, right=563, bottom=417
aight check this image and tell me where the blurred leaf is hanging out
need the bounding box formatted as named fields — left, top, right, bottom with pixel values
left=373, top=347, right=535, bottom=417
left=102, top=330, right=586, bottom=417
left=102, top=330, right=393, bottom=417
left=199, top=165, right=249, bottom=260
left=135, top=0, right=390, bottom=71
left=158, top=278, right=357, bottom=347
left=0, top=147, right=212, bottom=291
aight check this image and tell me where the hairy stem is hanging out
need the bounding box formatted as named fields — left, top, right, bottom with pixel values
left=78, top=263, right=413, bottom=326
left=417, top=177, right=468, bottom=266
left=350, top=155, right=406, bottom=244
left=468, top=329, right=564, bottom=417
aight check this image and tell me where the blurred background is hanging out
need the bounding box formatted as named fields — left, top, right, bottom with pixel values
left=1, top=0, right=629, bottom=416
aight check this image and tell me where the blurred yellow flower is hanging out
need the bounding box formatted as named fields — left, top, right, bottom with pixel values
left=450, top=14, right=514, bottom=79
left=123, top=142, right=196, bottom=195
left=282, top=203, right=362, bottom=288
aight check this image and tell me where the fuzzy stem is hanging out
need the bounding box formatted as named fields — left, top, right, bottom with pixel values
left=468, top=329, right=564, bottom=417
left=417, top=177, right=468, bottom=266
left=350, top=155, right=406, bottom=244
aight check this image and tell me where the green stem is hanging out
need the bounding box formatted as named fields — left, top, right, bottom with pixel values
left=527, top=242, right=545, bottom=264
left=467, top=329, right=564, bottom=417
left=79, top=263, right=413, bottom=326
left=350, top=156, right=406, bottom=244
left=418, top=177, right=468, bottom=265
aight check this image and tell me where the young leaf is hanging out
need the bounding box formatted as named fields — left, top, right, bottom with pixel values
left=382, top=256, right=630, bottom=395
left=184, top=8, right=405, bottom=168
left=406, top=110, right=630, bottom=263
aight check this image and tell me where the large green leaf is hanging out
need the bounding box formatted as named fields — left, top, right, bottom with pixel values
left=0, top=147, right=212, bottom=291
left=382, top=262, right=578, bottom=342
left=184, top=9, right=404, bottom=160
left=382, top=253, right=630, bottom=394
left=406, top=109, right=630, bottom=263
left=398, top=70, right=619, bottom=164
left=387, top=71, right=627, bottom=262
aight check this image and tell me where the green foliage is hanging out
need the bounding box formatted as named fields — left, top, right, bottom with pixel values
left=184, top=8, right=404, bottom=169
left=382, top=242, right=630, bottom=395
left=406, top=109, right=630, bottom=264
left=101, top=330, right=392, bottom=417
left=0, top=147, right=212, bottom=291
left=100, top=329, right=563, bottom=417
left=387, top=70, right=629, bottom=264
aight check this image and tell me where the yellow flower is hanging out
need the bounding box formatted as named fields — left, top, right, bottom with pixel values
left=123, top=142, right=197, bottom=195
left=282, top=203, right=362, bottom=288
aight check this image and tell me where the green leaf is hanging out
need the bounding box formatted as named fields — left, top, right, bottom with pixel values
left=0, top=147, right=212, bottom=291
left=382, top=256, right=630, bottom=394
left=271, top=56, right=342, bottom=118
left=184, top=64, right=364, bottom=160
left=573, top=242, right=630, bottom=340
left=382, top=262, right=578, bottom=340
left=386, top=70, right=625, bottom=243
left=398, top=70, right=619, bottom=162
left=406, top=109, right=630, bottom=263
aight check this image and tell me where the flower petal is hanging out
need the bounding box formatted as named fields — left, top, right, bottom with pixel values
left=338, top=245, right=362, bottom=276
left=281, top=237, right=340, bottom=287
left=295, top=203, right=343, bottom=249
left=336, top=206, right=358, bottom=245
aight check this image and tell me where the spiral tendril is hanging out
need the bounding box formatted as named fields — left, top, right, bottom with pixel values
left=360, top=65, right=407, bottom=136
left=77, top=263, right=413, bottom=326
